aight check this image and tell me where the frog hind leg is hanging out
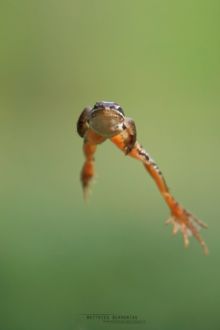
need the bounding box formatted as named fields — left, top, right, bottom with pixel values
left=111, top=132, right=208, bottom=254
left=80, top=130, right=106, bottom=200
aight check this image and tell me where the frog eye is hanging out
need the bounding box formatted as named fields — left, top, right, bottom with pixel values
left=93, top=103, right=99, bottom=109
left=116, top=106, right=125, bottom=115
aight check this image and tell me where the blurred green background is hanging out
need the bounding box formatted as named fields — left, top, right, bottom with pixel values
left=1, top=0, right=220, bottom=329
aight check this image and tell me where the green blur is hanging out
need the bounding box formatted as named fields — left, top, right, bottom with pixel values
left=1, top=1, right=220, bottom=329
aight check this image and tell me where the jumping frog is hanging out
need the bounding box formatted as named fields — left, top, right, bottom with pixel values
left=77, top=101, right=208, bottom=254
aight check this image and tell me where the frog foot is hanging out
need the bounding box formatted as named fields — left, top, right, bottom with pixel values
left=165, top=206, right=208, bottom=255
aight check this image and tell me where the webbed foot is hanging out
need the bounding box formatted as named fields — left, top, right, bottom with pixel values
left=165, top=206, right=208, bottom=255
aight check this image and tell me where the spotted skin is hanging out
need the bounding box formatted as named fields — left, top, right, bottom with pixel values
left=76, top=101, right=208, bottom=254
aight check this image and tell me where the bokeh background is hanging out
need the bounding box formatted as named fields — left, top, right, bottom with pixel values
left=1, top=0, right=220, bottom=329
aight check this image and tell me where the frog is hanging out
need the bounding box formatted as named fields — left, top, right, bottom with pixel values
left=77, top=101, right=208, bottom=254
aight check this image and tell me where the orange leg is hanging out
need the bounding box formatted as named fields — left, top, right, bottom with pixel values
left=81, top=142, right=97, bottom=200
left=80, top=129, right=106, bottom=199
left=111, top=134, right=208, bottom=254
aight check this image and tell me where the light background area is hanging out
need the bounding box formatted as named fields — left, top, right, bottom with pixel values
left=1, top=1, right=219, bottom=329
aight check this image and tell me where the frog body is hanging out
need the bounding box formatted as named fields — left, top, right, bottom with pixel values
left=76, top=101, right=208, bottom=254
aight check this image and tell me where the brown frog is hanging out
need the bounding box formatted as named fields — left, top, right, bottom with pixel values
left=77, top=101, right=208, bottom=254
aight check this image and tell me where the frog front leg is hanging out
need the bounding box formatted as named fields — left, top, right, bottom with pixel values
left=77, top=107, right=91, bottom=138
